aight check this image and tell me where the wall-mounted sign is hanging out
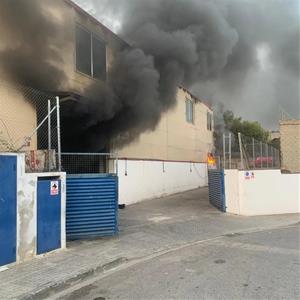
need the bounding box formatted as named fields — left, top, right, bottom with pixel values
left=245, top=171, right=255, bottom=180
left=50, top=181, right=59, bottom=195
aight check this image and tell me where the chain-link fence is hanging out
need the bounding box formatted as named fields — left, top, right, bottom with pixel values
left=0, top=80, right=61, bottom=172
left=221, top=132, right=280, bottom=170
left=61, top=153, right=118, bottom=174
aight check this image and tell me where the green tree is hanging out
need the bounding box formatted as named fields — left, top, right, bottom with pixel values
left=223, top=110, right=269, bottom=142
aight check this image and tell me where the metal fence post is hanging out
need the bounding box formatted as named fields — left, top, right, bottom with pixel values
left=229, top=133, right=232, bottom=169
left=252, top=138, right=255, bottom=169
left=223, top=133, right=226, bottom=169
left=238, top=132, right=244, bottom=170
left=260, top=141, right=263, bottom=168
left=266, top=143, right=269, bottom=168
left=48, top=100, right=51, bottom=152
left=48, top=100, right=52, bottom=171
left=56, top=96, right=62, bottom=172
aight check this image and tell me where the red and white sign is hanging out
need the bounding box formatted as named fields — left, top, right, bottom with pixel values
left=50, top=181, right=59, bottom=196
left=244, top=171, right=255, bottom=180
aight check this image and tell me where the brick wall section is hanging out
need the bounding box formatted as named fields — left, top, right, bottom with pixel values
left=280, top=120, right=300, bottom=173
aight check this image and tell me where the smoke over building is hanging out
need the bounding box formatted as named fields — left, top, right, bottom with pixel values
left=77, top=0, right=300, bottom=128
left=0, top=0, right=298, bottom=151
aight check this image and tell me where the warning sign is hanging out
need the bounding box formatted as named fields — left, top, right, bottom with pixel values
left=50, top=181, right=59, bottom=196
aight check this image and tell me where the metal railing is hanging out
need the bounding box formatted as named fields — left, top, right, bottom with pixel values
left=222, top=132, right=280, bottom=170
left=0, top=80, right=62, bottom=172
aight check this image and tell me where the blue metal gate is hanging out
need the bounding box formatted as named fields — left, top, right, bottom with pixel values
left=208, top=169, right=226, bottom=212
left=0, top=156, right=17, bottom=267
left=37, top=179, right=61, bottom=254
left=66, top=174, right=118, bottom=240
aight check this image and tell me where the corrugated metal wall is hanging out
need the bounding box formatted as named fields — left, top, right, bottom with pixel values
left=208, top=169, right=226, bottom=212
left=66, top=174, right=118, bottom=240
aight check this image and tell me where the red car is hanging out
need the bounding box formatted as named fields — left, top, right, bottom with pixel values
left=255, top=156, right=273, bottom=168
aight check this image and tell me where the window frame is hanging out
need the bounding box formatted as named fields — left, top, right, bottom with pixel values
left=75, top=24, right=107, bottom=81
left=207, top=111, right=213, bottom=131
left=92, top=34, right=107, bottom=81
left=185, top=98, right=194, bottom=124
left=75, top=24, right=92, bottom=77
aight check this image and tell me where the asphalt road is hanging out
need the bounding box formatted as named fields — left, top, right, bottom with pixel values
left=57, top=224, right=300, bottom=300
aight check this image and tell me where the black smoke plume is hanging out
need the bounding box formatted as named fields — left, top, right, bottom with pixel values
left=62, top=48, right=162, bottom=150
left=77, top=0, right=299, bottom=129
left=0, top=0, right=299, bottom=151
left=0, top=0, right=68, bottom=90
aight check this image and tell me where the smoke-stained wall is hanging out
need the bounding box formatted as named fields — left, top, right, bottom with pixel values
left=0, top=0, right=167, bottom=152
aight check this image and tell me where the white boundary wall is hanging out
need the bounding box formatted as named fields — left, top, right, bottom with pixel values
left=225, top=169, right=300, bottom=216
left=1, top=153, right=66, bottom=266
left=118, top=159, right=208, bottom=205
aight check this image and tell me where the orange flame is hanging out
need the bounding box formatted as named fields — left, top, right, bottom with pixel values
left=207, top=153, right=216, bottom=165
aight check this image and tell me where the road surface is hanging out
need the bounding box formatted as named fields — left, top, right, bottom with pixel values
left=56, top=224, right=300, bottom=300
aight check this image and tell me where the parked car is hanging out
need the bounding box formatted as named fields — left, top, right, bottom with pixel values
left=255, top=156, right=273, bottom=168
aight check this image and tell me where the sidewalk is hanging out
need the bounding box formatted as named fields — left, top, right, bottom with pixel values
left=0, top=188, right=299, bottom=300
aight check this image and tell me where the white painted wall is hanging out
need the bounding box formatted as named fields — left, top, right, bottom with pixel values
left=224, top=169, right=241, bottom=214
left=117, top=159, right=208, bottom=205
left=1, top=153, right=66, bottom=266
left=225, top=169, right=300, bottom=216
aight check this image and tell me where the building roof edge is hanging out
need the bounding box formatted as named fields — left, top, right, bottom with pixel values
left=178, top=85, right=213, bottom=111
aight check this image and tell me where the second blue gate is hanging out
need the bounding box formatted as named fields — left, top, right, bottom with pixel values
left=66, top=174, right=118, bottom=240
left=37, top=179, right=61, bottom=254
left=208, top=169, right=226, bottom=212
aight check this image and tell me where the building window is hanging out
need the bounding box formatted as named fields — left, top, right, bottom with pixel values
left=92, top=35, right=106, bottom=80
left=186, top=99, right=194, bottom=123
left=76, top=25, right=106, bottom=80
left=207, top=112, right=213, bottom=131
left=76, top=26, right=91, bottom=76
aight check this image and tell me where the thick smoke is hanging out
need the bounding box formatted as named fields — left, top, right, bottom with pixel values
left=0, top=0, right=68, bottom=90
left=77, top=0, right=299, bottom=129
left=63, top=0, right=243, bottom=151
left=0, top=0, right=298, bottom=152
left=62, top=48, right=162, bottom=150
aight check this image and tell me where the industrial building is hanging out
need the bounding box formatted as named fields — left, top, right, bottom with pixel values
left=0, top=0, right=214, bottom=268
left=0, top=0, right=214, bottom=200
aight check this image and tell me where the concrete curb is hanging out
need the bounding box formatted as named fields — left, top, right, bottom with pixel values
left=19, top=257, right=128, bottom=300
